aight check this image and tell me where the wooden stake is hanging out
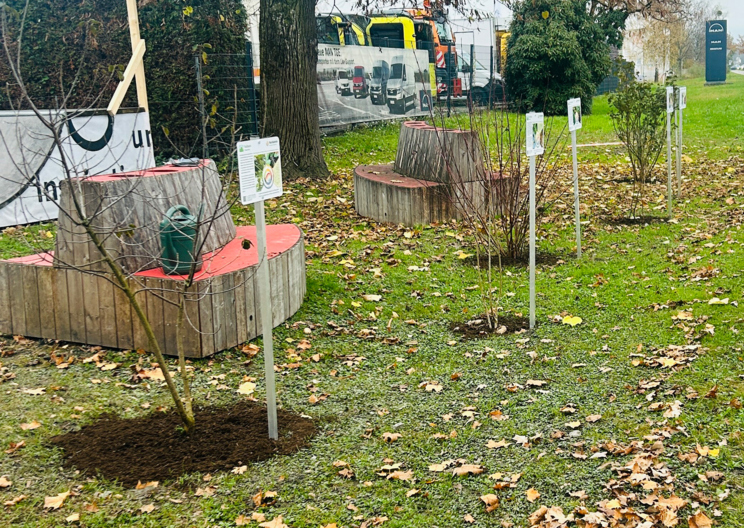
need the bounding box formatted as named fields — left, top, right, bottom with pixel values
left=529, top=154, right=536, bottom=329
left=571, top=129, right=581, bottom=259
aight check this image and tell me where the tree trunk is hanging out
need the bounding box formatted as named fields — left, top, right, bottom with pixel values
left=259, top=0, right=328, bottom=180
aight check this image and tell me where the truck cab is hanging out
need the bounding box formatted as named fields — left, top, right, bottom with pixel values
left=369, top=60, right=390, bottom=105
left=335, top=68, right=352, bottom=95
left=317, top=14, right=367, bottom=46
left=387, top=55, right=416, bottom=113
left=352, top=65, right=369, bottom=98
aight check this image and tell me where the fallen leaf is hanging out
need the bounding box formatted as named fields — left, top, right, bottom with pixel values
left=708, top=297, right=729, bottom=305
left=362, top=294, right=382, bottom=302
left=464, top=513, right=475, bottom=523
left=259, top=515, right=289, bottom=528
left=44, top=490, right=71, bottom=510
left=22, top=387, right=45, bottom=395
left=406, top=489, right=420, bottom=497
left=20, top=421, right=41, bottom=431
left=562, top=315, right=583, bottom=326
left=3, top=495, right=25, bottom=507
left=382, top=432, right=402, bottom=443
left=453, top=464, right=484, bottom=477
left=585, top=414, right=602, bottom=423
left=65, top=513, right=80, bottom=523
left=0, top=476, right=11, bottom=488
left=232, top=465, right=248, bottom=475
left=487, top=439, right=510, bottom=449
left=480, top=494, right=499, bottom=512
left=387, top=470, right=413, bottom=481
left=688, top=511, right=712, bottom=528
left=139, top=504, right=155, bottom=514
left=235, top=514, right=251, bottom=526
left=135, top=481, right=159, bottom=490
left=526, top=488, right=540, bottom=502
left=237, top=382, right=256, bottom=395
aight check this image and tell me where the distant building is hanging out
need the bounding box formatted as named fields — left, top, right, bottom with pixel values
left=621, top=15, right=670, bottom=82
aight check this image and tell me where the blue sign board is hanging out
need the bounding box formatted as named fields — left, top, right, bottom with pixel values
left=705, top=20, right=727, bottom=83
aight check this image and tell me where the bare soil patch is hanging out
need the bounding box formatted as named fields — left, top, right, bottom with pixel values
left=450, top=313, right=530, bottom=339
left=50, top=401, right=316, bottom=487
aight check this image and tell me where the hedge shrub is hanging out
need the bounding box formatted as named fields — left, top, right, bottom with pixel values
left=0, top=0, right=248, bottom=157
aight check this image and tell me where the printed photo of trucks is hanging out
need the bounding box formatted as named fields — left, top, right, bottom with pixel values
left=387, top=55, right=417, bottom=114
left=369, top=60, right=390, bottom=105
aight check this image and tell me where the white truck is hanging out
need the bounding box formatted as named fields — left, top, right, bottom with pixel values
left=335, top=68, right=353, bottom=96
left=457, top=51, right=505, bottom=105
left=386, top=55, right=416, bottom=114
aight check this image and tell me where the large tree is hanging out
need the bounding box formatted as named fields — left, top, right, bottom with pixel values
left=505, top=0, right=612, bottom=115
left=259, top=0, right=328, bottom=180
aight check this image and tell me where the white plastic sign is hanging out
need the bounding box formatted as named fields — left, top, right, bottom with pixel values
left=237, top=137, right=283, bottom=205
left=666, top=87, right=675, bottom=114
left=526, top=112, right=545, bottom=157
left=567, top=98, right=582, bottom=132
left=678, top=87, right=687, bottom=110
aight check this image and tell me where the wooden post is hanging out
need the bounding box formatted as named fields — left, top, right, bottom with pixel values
left=255, top=200, right=278, bottom=440
left=529, top=154, right=536, bottom=329
left=126, top=0, right=148, bottom=111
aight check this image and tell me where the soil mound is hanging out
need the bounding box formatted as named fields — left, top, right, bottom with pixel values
left=51, top=401, right=316, bottom=487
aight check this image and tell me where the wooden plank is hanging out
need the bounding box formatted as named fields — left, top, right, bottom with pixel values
left=197, top=278, right=215, bottom=357
left=51, top=267, right=71, bottom=341
left=161, top=278, right=180, bottom=357
left=112, top=281, right=134, bottom=350
left=131, top=277, right=150, bottom=351
left=182, top=283, right=202, bottom=358
left=269, top=253, right=285, bottom=327
left=21, top=266, right=41, bottom=338
left=36, top=266, right=56, bottom=339
left=234, top=268, right=248, bottom=345
left=210, top=274, right=227, bottom=352
left=65, top=268, right=85, bottom=343
left=7, top=264, right=26, bottom=336
left=286, top=245, right=300, bottom=318
left=243, top=266, right=258, bottom=341
left=145, top=276, right=165, bottom=354
left=97, top=275, right=118, bottom=348
left=0, top=264, right=11, bottom=335
left=82, top=271, right=102, bottom=345
left=222, top=272, right=237, bottom=348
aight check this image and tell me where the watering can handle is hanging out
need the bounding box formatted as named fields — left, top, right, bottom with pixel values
left=165, top=205, right=192, bottom=219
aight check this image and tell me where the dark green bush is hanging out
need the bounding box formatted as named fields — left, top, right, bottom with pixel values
left=504, top=0, right=611, bottom=115
left=0, top=0, right=247, bottom=157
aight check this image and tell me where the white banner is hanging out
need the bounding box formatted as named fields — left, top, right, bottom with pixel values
left=317, top=44, right=435, bottom=127
left=0, top=110, right=155, bottom=228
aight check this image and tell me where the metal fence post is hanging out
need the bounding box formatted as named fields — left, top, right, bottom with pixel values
left=446, top=44, right=452, bottom=117
left=489, top=45, right=494, bottom=108
left=245, top=41, right=259, bottom=137
left=469, top=43, right=475, bottom=105
left=195, top=55, right=210, bottom=160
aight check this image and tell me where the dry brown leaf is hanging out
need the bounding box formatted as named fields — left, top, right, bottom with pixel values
left=259, top=515, right=289, bottom=528
left=139, top=504, right=155, bottom=514
left=135, top=481, right=158, bottom=490
left=387, top=470, right=413, bottom=481
left=464, top=513, right=475, bottom=523
left=3, top=495, right=25, bottom=507
left=480, top=493, right=499, bottom=512
left=406, top=489, right=420, bottom=497
left=235, top=515, right=250, bottom=526
left=688, top=511, right=712, bottom=528
left=44, top=490, right=71, bottom=510
left=20, top=420, right=41, bottom=431
left=0, top=476, right=11, bottom=488
left=382, top=432, right=402, bottom=443
left=65, top=513, right=80, bottom=523
left=585, top=414, right=602, bottom=423
left=487, top=439, right=509, bottom=449
left=453, top=464, right=484, bottom=477
left=526, top=488, right=540, bottom=502
left=237, top=382, right=256, bottom=395
left=232, top=465, right=248, bottom=475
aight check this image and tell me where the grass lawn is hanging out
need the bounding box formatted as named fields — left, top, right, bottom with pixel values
left=1, top=77, right=743, bottom=528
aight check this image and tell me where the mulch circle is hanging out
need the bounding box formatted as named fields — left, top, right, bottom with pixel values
left=50, top=401, right=316, bottom=487
left=450, top=313, right=530, bottom=339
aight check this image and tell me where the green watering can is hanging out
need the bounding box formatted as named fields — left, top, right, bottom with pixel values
left=160, top=205, right=203, bottom=275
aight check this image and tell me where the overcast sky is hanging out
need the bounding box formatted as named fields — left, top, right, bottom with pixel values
left=316, top=0, right=743, bottom=39
left=717, top=0, right=744, bottom=39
